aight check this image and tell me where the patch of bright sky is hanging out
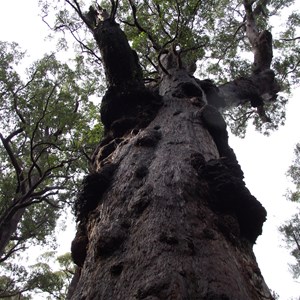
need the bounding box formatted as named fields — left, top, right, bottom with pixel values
left=0, top=1, right=299, bottom=299
left=230, top=93, right=300, bottom=299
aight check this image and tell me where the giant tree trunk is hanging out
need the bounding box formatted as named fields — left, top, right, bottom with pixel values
left=68, top=16, right=274, bottom=300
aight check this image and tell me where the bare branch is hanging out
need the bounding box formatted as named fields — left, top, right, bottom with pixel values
left=28, top=82, right=58, bottom=183
left=0, top=155, right=75, bottom=224
left=0, top=241, right=24, bottom=263
left=13, top=191, right=61, bottom=211
left=5, top=128, right=24, bottom=143
left=292, top=231, right=300, bottom=252
left=281, top=59, right=300, bottom=81
left=128, top=0, right=161, bottom=51
left=80, top=147, right=92, bottom=163
left=281, top=37, right=300, bottom=42
left=224, top=110, right=255, bottom=122
left=154, top=3, right=172, bottom=40
left=65, top=0, right=94, bottom=31
left=67, top=25, right=102, bottom=64
left=15, top=67, right=40, bottom=94
left=30, top=186, right=65, bottom=199
left=65, top=0, right=83, bottom=17
left=110, top=0, right=119, bottom=20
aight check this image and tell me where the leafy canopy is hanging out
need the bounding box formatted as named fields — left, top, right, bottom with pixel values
left=44, top=0, right=300, bottom=137
left=0, top=251, right=74, bottom=299
left=0, top=40, right=102, bottom=297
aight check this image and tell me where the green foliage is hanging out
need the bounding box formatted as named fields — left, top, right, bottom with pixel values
left=114, top=0, right=296, bottom=135
left=0, top=40, right=103, bottom=297
left=39, top=0, right=106, bottom=89
left=120, top=0, right=211, bottom=78
left=0, top=251, right=74, bottom=299
left=273, top=13, right=300, bottom=91
left=41, top=0, right=300, bottom=136
left=279, top=211, right=300, bottom=279
left=281, top=144, right=300, bottom=279
left=287, top=144, right=300, bottom=202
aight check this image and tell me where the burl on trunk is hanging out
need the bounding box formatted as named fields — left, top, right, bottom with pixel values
left=68, top=14, right=274, bottom=300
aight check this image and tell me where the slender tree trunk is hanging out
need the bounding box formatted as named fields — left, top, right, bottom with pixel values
left=69, top=13, right=274, bottom=300
left=0, top=205, right=26, bottom=260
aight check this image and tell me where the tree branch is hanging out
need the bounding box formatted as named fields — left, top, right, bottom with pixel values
left=0, top=240, right=24, bottom=263
left=28, top=82, right=58, bottom=184
left=5, top=128, right=24, bottom=143
left=292, top=231, right=300, bottom=252
left=0, top=132, right=24, bottom=193
left=68, top=26, right=102, bottom=64
left=110, top=0, right=119, bottom=20
left=243, top=0, right=273, bottom=72
left=128, top=0, right=161, bottom=51
left=280, top=37, right=300, bottom=42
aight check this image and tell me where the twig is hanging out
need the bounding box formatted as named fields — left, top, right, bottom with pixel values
left=281, top=37, right=300, bottom=42
left=128, top=0, right=161, bottom=51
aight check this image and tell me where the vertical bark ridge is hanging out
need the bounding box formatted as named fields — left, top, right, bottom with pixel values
left=70, top=90, right=272, bottom=299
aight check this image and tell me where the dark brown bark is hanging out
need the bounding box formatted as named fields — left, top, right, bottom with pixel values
left=68, top=8, right=274, bottom=300
left=93, top=19, right=144, bottom=89
left=230, top=0, right=280, bottom=122
left=219, top=69, right=280, bottom=109
left=70, top=85, right=272, bottom=299
left=70, top=60, right=273, bottom=300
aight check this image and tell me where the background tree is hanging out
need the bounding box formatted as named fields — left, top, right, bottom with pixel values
left=280, top=212, right=300, bottom=280
left=0, top=41, right=103, bottom=297
left=0, top=251, right=74, bottom=299
left=280, top=143, right=300, bottom=280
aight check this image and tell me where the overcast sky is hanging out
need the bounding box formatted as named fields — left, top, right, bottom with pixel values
left=0, top=1, right=299, bottom=299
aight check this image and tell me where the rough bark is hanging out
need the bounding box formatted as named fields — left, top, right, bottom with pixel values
left=219, top=69, right=279, bottom=108
left=68, top=8, right=274, bottom=300
left=217, top=0, right=280, bottom=122
left=195, top=0, right=280, bottom=121
left=93, top=19, right=144, bottom=89
left=70, top=82, right=272, bottom=299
